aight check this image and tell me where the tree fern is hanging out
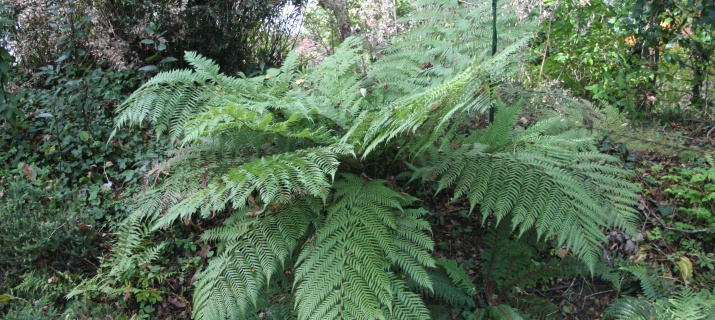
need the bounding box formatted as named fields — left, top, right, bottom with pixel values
left=74, top=0, right=645, bottom=318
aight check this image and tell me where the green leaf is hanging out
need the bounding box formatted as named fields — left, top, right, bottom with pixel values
left=79, top=131, right=90, bottom=142
left=658, top=204, right=673, bottom=217
left=138, top=65, right=158, bottom=72
left=159, top=57, right=178, bottom=64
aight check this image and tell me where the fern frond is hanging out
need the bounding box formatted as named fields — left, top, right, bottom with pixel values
left=356, top=38, right=529, bottom=157
left=293, top=174, right=434, bottom=320
left=606, top=287, right=715, bottom=320
left=604, top=296, right=655, bottom=320
left=192, top=249, right=263, bottom=319
left=421, top=269, right=476, bottom=310
left=411, top=105, right=639, bottom=269
left=620, top=265, right=668, bottom=301
left=482, top=304, right=528, bottom=320
left=665, top=287, right=715, bottom=320
left=152, top=144, right=351, bottom=228
left=114, top=52, right=246, bottom=140
left=193, top=200, right=317, bottom=319
left=66, top=212, right=165, bottom=299
left=436, top=258, right=477, bottom=297
left=386, top=275, right=431, bottom=320
left=182, top=103, right=334, bottom=145
left=505, top=295, right=559, bottom=320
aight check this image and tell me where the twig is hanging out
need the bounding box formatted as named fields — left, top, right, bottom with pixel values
left=83, top=258, right=99, bottom=270
left=48, top=222, right=67, bottom=238
left=526, top=282, right=580, bottom=294
left=583, top=289, right=615, bottom=300
left=662, top=226, right=711, bottom=234
left=647, top=208, right=711, bottom=238
left=537, top=2, right=559, bottom=87
left=607, top=131, right=703, bottom=153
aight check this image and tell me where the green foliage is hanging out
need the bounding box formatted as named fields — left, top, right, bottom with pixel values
left=620, top=265, right=670, bottom=301
left=471, top=225, right=586, bottom=319
left=410, top=102, right=640, bottom=268
left=71, top=1, right=643, bottom=319
left=0, top=64, right=171, bottom=229
left=1, top=296, right=125, bottom=320
left=0, top=173, right=101, bottom=315
left=2, top=0, right=303, bottom=74
left=659, top=157, right=715, bottom=233
left=0, top=25, right=171, bottom=316
left=605, top=287, right=715, bottom=320
left=294, top=175, right=434, bottom=320
left=534, top=0, right=715, bottom=119
left=417, top=223, right=621, bottom=319
left=603, top=260, right=715, bottom=319
left=194, top=199, right=317, bottom=319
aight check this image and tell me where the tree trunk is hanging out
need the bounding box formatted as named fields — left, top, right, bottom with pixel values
left=318, top=0, right=352, bottom=42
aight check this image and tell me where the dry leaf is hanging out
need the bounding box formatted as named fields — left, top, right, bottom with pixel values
left=197, top=247, right=211, bottom=259
left=360, top=172, right=373, bottom=184
left=677, top=256, right=693, bottom=284
left=557, top=246, right=568, bottom=259
left=21, top=162, right=34, bottom=180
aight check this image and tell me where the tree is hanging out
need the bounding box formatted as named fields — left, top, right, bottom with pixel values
left=2, top=0, right=305, bottom=73
left=318, top=0, right=353, bottom=42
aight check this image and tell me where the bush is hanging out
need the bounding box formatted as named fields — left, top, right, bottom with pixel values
left=0, top=172, right=100, bottom=313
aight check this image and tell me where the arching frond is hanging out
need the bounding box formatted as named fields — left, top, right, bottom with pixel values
left=193, top=200, right=318, bottom=319
left=152, top=144, right=352, bottom=229
left=293, top=174, right=434, bottom=320
left=411, top=104, right=640, bottom=269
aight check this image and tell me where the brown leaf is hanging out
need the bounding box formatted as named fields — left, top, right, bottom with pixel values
left=420, top=61, right=433, bottom=69
left=21, top=162, right=34, bottom=180
left=360, top=172, right=373, bottom=184
left=197, top=247, right=210, bottom=259
left=123, top=284, right=132, bottom=300
left=168, top=295, right=187, bottom=308
left=557, top=246, right=568, bottom=259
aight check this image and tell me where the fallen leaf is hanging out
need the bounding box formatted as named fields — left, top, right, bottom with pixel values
left=21, top=163, right=34, bottom=180
left=678, top=256, right=693, bottom=284
left=169, top=295, right=187, bottom=308
left=197, top=247, right=211, bottom=259
left=360, top=173, right=373, bottom=184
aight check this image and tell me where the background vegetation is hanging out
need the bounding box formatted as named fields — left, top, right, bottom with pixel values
left=0, top=0, right=713, bottom=319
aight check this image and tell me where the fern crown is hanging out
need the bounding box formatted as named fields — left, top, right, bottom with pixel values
left=76, top=1, right=641, bottom=319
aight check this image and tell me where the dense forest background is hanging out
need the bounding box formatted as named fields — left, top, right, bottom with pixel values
left=1, top=0, right=714, bottom=319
